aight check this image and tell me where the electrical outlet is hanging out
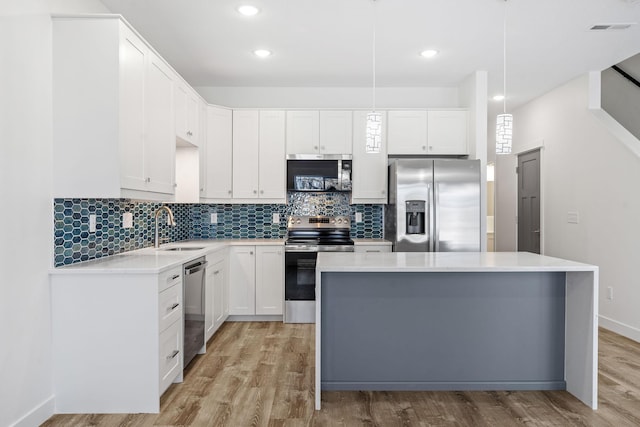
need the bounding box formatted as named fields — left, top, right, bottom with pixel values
left=272, top=213, right=280, bottom=223
left=210, top=213, right=218, bottom=224
left=122, top=212, right=133, bottom=229
left=607, top=286, right=613, bottom=300
left=89, top=214, right=97, bottom=232
left=567, top=211, right=579, bottom=224
left=355, top=212, right=363, bottom=223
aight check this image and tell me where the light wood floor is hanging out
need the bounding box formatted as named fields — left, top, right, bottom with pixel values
left=43, top=323, right=640, bottom=426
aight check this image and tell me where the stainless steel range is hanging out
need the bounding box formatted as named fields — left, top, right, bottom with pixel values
left=284, top=215, right=354, bottom=323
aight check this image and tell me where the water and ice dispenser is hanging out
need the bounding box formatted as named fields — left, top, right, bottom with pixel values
left=405, top=200, right=425, bottom=235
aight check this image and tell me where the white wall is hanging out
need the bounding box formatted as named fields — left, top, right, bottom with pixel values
left=0, top=1, right=110, bottom=426
left=195, top=86, right=460, bottom=109
left=495, top=73, right=640, bottom=342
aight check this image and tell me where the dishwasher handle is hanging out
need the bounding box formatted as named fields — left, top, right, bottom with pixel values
left=185, top=260, right=208, bottom=275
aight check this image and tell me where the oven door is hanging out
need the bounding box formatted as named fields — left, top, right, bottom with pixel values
left=285, top=250, right=318, bottom=301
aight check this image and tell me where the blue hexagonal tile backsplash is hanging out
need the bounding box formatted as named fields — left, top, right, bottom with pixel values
left=53, top=193, right=383, bottom=267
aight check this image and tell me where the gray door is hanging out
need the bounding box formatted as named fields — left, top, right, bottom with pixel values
left=517, top=149, right=541, bottom=253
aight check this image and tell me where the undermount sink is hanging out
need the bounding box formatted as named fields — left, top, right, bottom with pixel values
left=160, top=247, right=205, bottom=252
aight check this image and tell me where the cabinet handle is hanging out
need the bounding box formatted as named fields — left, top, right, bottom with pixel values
left=429, top=145, right=433, bottom=150
left=314, top=146, right=318, bottom=150
left=421, top=146, right=426, bottom=151
left=260, top=190, right=264, bottom=194
left=381, top=190, right=386, bottom=194
left=167, top=303, right=180, bottom=312
left=214, top=270, right=220, bottom=275
left=253, top=190, right=257, bottom=194
left=145, top=177, right=151, bottom=183
left=250, top=251, right=254, bottom=255
left=171, top=274, right=180, bottom=280
left=200, top=188, right=204, bottom=192
left=228, top=190, right=232, bottom=195
left=166, top=350, right=179, bottom=360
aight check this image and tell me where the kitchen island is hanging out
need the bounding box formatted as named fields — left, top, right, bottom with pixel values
left=315, top=252, right=598, bottom=410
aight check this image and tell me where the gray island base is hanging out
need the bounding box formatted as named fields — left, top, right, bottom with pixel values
left=314, top=252, right=598, bottom=411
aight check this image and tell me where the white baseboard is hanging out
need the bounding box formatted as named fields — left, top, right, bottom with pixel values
left=9, top=395, right=55, bottom=427
left=599, top=315, right=640, bottom=343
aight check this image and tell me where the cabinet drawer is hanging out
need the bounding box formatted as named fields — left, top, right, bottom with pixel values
left=159, top=319, right=182, bottom=395
left=159, top=283, right=182, bottom=332
left=159, top=267, right=182, bottom=292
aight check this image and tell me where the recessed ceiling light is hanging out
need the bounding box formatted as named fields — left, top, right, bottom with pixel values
left=493, top=94, right=505, bottom=101
left=238, top=5, right=259, bottom=16
left=420, top=49, right=438, bottom=58
left=253, top=49, right=272, bottom=58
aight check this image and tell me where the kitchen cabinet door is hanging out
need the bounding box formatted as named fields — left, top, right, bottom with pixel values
left=213, top=258, right=228, bottom=330
left=201, top=106, right=233, bottom=200
left=232, top=110, right=260, bottom=198
left=320, top=111, right=353, bottom=154
left=175, top=83, right=200, bottom=146
left=427, top=110, right=468, bottom=155
left=143, top=51, right=176, bottom=194
left=258, top=110, right=286, bottom=199
left=387, top=110, right=428, bottom=155
left=118, top=24, right=147, bottom=192
left=255, top=246, right=284, bottom=315
left=228, top=246, right=256, bottom=315
left=205, top=253, right=227, bottom=341
left=351, top=110, right=388, bottom=203
left=286, top=110, right=320, bottom=154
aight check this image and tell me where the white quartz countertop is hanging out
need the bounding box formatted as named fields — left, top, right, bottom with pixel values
left=316, top=251, right=598, bottom=273
left=50, top=239, right=284, bottom=275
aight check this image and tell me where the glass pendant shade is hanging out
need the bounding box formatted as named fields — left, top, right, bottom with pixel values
left=496, top=113, right=513, bottom=155
left=365, top=111, right=382, bottom=153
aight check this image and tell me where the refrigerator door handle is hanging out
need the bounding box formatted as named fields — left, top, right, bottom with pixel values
left=433, top=183, right=439, bottom=252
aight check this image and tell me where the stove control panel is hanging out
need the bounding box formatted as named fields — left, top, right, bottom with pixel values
left=287, top=215, right=351, bottom=229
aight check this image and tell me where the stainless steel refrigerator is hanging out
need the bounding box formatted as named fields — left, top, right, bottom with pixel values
left=385, top=158, right=480, bottom=252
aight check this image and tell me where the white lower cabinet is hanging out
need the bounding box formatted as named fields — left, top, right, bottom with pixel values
left=229, top=245, right=284, bottom=315
left=205, top=249, right=229, bottom=342
left=354, top=243, right=392, bottom=253
left=50, top=266, right=184, bottom=414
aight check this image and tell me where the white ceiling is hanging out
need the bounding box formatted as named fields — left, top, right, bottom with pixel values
left=99, top=0, right=640, bottom=114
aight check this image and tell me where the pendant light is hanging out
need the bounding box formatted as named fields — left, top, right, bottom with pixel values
left=496, top=0, right=513, bottom=155
left=366, top=0, right=382, bottom=153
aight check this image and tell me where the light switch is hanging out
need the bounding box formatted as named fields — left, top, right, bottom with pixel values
left=210, top=213, right=218, bottom=224
left=89, top=214, right=97, bottom=232
left=122, top=212, right=133, bottom=228
left=355, top=212, right=363, bottom=223
left=272, top=213, right=280, bottom=223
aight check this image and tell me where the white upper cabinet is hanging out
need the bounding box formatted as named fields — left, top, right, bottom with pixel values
left=175, top=83, right=200, bottom=146
left=52, top=16, right=175, bottom=200
left=319, top=111, right=353, bottom=154
left=201, top=106, right=233, bottom=200
left=258, top=111, right=286, bottom=199
left=143, top=52, right=176, bottom=194
left=427, top=110, right=469, bottom=155
left=233, top=110, right=286, bottom=202
left=286, top=110, right=353, bottom=155
left=286, top=110, right=320, bottom=154
left=388, top=110, right=469, bottom=155
left=232, top=110, right=260, bottom=198
left=387, top=111, right=428, bottom=155
left=351, top=111, right=388, bottom=203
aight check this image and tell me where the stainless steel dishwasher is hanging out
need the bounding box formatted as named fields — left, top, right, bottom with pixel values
left=183, top=257, right=207, bottom=368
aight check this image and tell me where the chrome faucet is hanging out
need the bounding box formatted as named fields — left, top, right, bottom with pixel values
left=154, top=205, right=177, bottom=248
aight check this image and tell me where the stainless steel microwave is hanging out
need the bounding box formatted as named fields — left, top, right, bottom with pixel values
left=286, top=154, right=352, bottom=192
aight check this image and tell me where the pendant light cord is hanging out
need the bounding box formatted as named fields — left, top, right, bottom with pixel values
left=502, top=0, right=507, bottom=114
left=372, top=0, right=377, bottom=112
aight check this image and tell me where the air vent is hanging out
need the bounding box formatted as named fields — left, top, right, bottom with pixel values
left=589, top=23, right=636, bottom=31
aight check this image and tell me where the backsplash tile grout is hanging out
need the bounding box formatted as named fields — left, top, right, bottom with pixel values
left=53, top=193, right=383, bottom=267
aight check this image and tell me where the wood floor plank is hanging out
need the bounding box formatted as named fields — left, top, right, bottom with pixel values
left=42, top=325, right=640, bottom=427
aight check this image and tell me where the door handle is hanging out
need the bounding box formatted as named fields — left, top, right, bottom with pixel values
left=532, top=230, right=540, bottom=233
